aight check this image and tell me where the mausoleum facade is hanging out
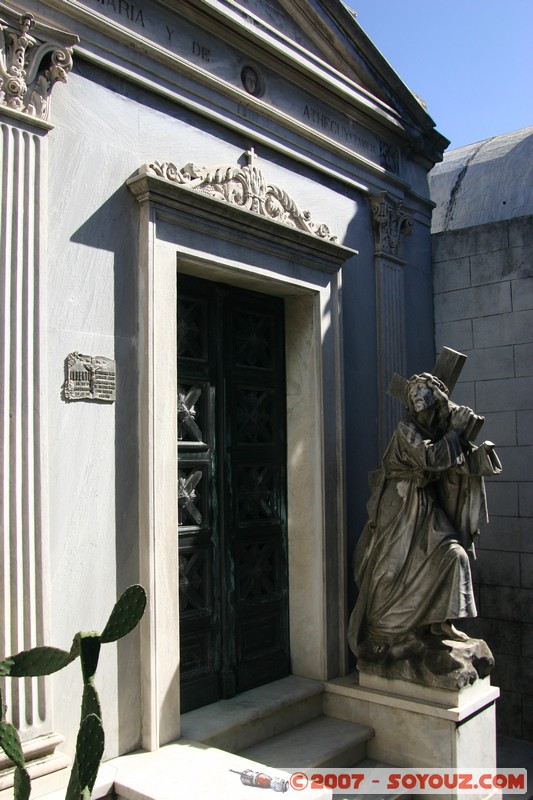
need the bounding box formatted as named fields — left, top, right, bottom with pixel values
left=2, top=0, right=501, bottom=794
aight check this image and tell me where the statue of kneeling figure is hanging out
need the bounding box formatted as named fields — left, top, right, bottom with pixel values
left=348, top=371, right=502, bottom=687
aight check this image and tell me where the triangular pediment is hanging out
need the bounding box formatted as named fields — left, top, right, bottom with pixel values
left=225, top=0, right=447, bottom=157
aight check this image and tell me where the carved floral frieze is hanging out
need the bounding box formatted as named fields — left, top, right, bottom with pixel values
left=371, top=190, right=413, bottom=259
left=145, top=150, right=337, bottom=241
left=0, top=9, right=78, bottom=120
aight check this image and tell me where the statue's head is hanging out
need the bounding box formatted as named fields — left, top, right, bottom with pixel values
left=406, top=373, right=449, bottom=416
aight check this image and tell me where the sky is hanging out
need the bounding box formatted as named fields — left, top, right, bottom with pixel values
left=344, top=0, right=533, bottom=151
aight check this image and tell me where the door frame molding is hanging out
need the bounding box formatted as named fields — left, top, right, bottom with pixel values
left=128, top=165, right=357, bottom=751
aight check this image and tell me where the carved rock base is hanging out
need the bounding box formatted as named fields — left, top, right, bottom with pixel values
left=357, top=635, right=494, bottom=691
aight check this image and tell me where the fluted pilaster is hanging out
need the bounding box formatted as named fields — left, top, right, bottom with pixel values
left=0, top=118, right=52, bottom=740
left=371, top=191, right=413, bottom=454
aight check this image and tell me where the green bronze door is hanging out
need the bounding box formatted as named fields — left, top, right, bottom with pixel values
left=177, top=275, right=289, bottom=712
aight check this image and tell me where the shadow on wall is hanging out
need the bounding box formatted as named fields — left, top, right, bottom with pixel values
left=71, top=182, right=142, bottom=755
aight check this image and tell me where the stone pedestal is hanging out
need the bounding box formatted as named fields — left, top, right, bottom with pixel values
left=324, top=673, right=500, bottom=800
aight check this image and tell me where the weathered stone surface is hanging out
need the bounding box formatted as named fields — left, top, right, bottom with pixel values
left=476, top=377, right=533, bottom=413
left=435, top=319, right=473, bottom=352
left=432, top=256, right=470, bottom=293
left=519, top=484, right=533, bottom=517
left=496, top=690, right=522, bottom=738
left=482, top=411, right=517, bottom=446
left=512, top=277, right=533, bottom=311
left=474, top=308, right=533, bottom=348
left=435, top=282, right=511, bottom=324
left=473, top=550, right=520, bottom=587
left=349, top=351, right=502, bottom=690
left=516, top=343, right=533, bottom=377
left=430, top=131, right=533, bottom=745
left=357, top=636, right=494, bottom=691
left=518, top=410, right=533, bottom=444
left=455, top=346, right=515, bottom=382
left=485, top=480, right=519, bottom=517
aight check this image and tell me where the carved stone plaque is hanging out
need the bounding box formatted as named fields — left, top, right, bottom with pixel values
left=64, top=353, right=116, bottom=402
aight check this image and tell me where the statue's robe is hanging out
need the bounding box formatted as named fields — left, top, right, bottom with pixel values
left=347, top=419, right=502, bottom=652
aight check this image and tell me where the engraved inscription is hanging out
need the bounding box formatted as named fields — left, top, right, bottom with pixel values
left=94, top=0, right=145, bottom=26
left=64, top=353, right=116, bottom=402
left=303, top=104, right=377, bottom=154
left=81, top=0, right=390, bottom=168
left=192, top=42, right=210, bottom=62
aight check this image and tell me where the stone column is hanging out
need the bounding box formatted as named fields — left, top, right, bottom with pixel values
left=371, top=191, right=413, bottom=454
left=0, top=7, right=77, bottom=789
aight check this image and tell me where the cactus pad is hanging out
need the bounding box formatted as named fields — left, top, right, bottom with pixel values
left=76, top=713, right=104, bottom=790
left=14, top=766, right=31, bottom=800
left=64, top=756, right=80, bottom=800
left=0, top=584, right=145, bottom=800
left=79, top=634, right=101, bottom=684
left=7, top=647, right=75, bottom=677
left=101, top=585, right=147, bottom=643
left=0, top=659, right=13, bottom=677
left=0, top=721, right=25, bottom=768
left=81, top=683, right=101, bottom=722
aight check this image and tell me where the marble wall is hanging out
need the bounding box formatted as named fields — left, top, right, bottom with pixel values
left=1, top=0, right=441, bottom=770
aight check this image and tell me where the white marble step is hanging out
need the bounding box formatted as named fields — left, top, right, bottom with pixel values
left=109, top=741, right=332, bottom=800
left=239, top=714, right=374, bottom=768
left=180, top=675, right=324, bottom=753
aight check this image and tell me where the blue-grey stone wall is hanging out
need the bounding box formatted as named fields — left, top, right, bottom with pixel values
left=432, top=214, right=533, bottom=741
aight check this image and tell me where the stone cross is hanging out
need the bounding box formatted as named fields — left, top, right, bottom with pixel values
left=245, top=147, right=256, bottom=167
left=387, top=346, right=484, bottom=440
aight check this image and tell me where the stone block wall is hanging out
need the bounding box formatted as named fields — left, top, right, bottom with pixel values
left=433, top=214, right=533, bottom=741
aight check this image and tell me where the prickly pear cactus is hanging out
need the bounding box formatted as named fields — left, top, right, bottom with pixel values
left=0, top=702, right=31, bottom=800
left=65, top=713, right=105, bottom=800
left=81, top=683, right=101, bottom=721
left=7, top=647, right=75, bottom=677
left=101, top=584, right=147, bottom=643
left=0, top=720, right=25, bottom=766
left=14, top=763, right=31, bottom=800
left=76, top=714, right=105, bottom=789
left=79, top=634, right=101, bottom=684
left=0, top=584, right=147, bottom=800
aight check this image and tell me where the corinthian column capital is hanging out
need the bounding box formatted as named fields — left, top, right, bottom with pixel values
left=0, top=5, right=78, bottom=120
left=371, top=190, right=414, bottom=260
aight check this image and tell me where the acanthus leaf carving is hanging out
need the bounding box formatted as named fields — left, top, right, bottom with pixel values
left=0, top=8, right=78, bottom=120
left=371, top=190, right=413, bottom=259
left=145, top=154, right=337, bottom=241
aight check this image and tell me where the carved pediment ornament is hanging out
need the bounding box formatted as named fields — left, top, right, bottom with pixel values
left=145, top=149, right=337, bottom=242
left=0, top=9, right=77, bottom=120
left=371, top=190, right=413, bottom=259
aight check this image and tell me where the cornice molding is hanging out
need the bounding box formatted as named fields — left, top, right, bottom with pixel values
left=144, top=149, right=338, bottom=242
left=371, top=190, right=413, bottom=261
left=0, top=3, right=78, bottom=120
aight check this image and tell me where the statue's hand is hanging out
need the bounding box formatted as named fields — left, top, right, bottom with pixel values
left=449, top=405, right=476, bottom=436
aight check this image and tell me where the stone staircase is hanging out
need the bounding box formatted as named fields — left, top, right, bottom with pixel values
left=106, top=676, right=409, bottom=800
left=180, top=674, right=373, bottom=768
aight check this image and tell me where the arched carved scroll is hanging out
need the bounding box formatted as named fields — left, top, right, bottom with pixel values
left=144, top=149, right=337, bottom=242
